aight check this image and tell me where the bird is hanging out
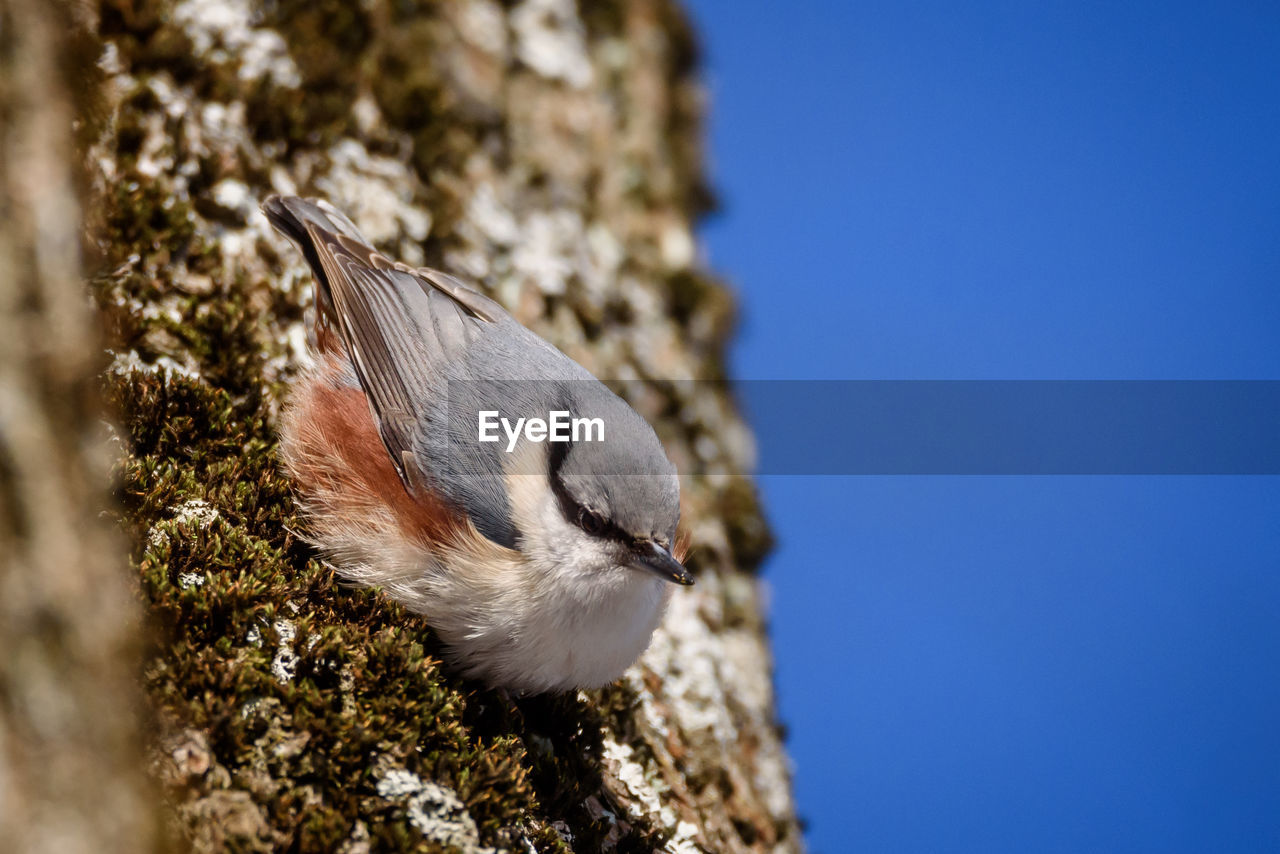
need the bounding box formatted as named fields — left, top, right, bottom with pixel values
left=262, top=195, right=691, bottom=695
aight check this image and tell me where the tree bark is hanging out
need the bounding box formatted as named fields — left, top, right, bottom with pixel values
left=81, top=0, right=801, bottom=851
left=0, top=0, right=163, bottom=851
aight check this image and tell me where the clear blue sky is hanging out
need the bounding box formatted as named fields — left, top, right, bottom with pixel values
left=684, top=2, right=1280, bottom=852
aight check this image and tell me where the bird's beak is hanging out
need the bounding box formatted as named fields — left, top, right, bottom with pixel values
left=634, top=541, right=694, bottom=586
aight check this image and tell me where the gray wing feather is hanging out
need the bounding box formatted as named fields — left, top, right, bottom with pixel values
left=333, top=262, right=432, bottom=481
left=297, top=219, right=523, bottom=545
left=264, top=194, right=592, bottom=548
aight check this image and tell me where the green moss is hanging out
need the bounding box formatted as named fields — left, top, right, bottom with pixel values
left=719, top=477, right=773, bottom=575
left=367, top=11, right=486, bottom=253
left=666, top=268, right=736, bottom=362
left=579, top=0, right=628, bottom=42
left=254, top=0, right=484, bottom=256
left=102, top=175, right=198, bottom=261
left=655, top=0, right=718, bottom=219
left=98, top=0, right=194, bottom=75
left=102, top=353, right=672, bottom=848
left=255, top=0, right=374, bottom=149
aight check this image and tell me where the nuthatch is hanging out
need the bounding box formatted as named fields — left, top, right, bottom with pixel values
left=263, top=195, right=691, bottom=695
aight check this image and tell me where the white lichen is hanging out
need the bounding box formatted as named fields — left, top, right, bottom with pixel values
left=457, top=0, right=508, bottom=56
left=509, top=209, right=582, bottom=295
left=268, top=619, right=299, bottom=684
left=238, top=697, right=269, bottom=720
left=246, top=618, right=305, bottom=685
left=456, top=180, right=615, bottom=299
left=351, top=92, right=382, bottom=137
left=210, top=178, right=253, bottom=220
left=510, top=0, right=593, bottom=89
left=668, top=821, right=703, bottom=854
left=337, top=665, right=357, bottom=717
left=97, top=40, right=123, bottom=75
left=583, top=223, right=624, bottom=299
left=314, top=139, right=431, bottom=262
left=172, top=0, right=301, bottom=87
left=174, top=499, right=220, bottom=528
left=177, top=572, right=206, bottom=590
left=647, top=587, right=736, bottom=747
left=465, top=182, right=522, bottom=248
left=617, top=576, right=800, bottom=840
left=600, top=739, right=707, bottom=853
left=659, top=223, right=695, bottom=271
left=196, top=100, right=251, bottom=167
left=602, top=739, right=668, bottom=816
left=338, top=819, right=371, bottom=854
left=375, top=768, right=427, bottom=799
left=109, top=349, right=204, bottom=384
left=146, top=499, right=222, bottom=549
left=373, top=765, right=497, bottom=852
left=406, top=785, right=492, bottom=851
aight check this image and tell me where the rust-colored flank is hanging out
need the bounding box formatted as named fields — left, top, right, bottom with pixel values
left=281, top=352, right=464, bottom=547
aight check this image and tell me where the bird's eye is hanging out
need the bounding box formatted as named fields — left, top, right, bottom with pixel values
left=578, top=508, right=606, bottom=535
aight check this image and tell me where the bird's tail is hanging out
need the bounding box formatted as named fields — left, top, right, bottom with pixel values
left=262, top=194, right=366, bottom=247
left=262, top=194, right=370, bottom=346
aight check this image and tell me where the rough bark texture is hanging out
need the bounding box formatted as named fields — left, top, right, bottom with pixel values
left=0, top=0, right=163, bottom=851
left=82, top=0, right=799, bottom=851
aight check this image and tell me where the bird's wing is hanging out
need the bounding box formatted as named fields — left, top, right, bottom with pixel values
left=302, top=223, right=501, bottom=480
left=264, top=195, right=572, bottom=548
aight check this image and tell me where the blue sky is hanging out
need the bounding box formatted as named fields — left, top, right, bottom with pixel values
left=684, top=2, right=1280, bottom=852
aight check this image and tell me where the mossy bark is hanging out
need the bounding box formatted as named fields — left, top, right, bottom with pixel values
left=81, top=0, right=800, bottom=851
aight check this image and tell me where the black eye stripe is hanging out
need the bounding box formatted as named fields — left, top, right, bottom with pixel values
left=582, top=508, right=632, bottom=544
left=549, top=446, right=643, bottom=545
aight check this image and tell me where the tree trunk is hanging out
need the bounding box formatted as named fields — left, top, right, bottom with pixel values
left=0, top=0, right=163, bottom=851
left=83, top=0, right=801, bottom=850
